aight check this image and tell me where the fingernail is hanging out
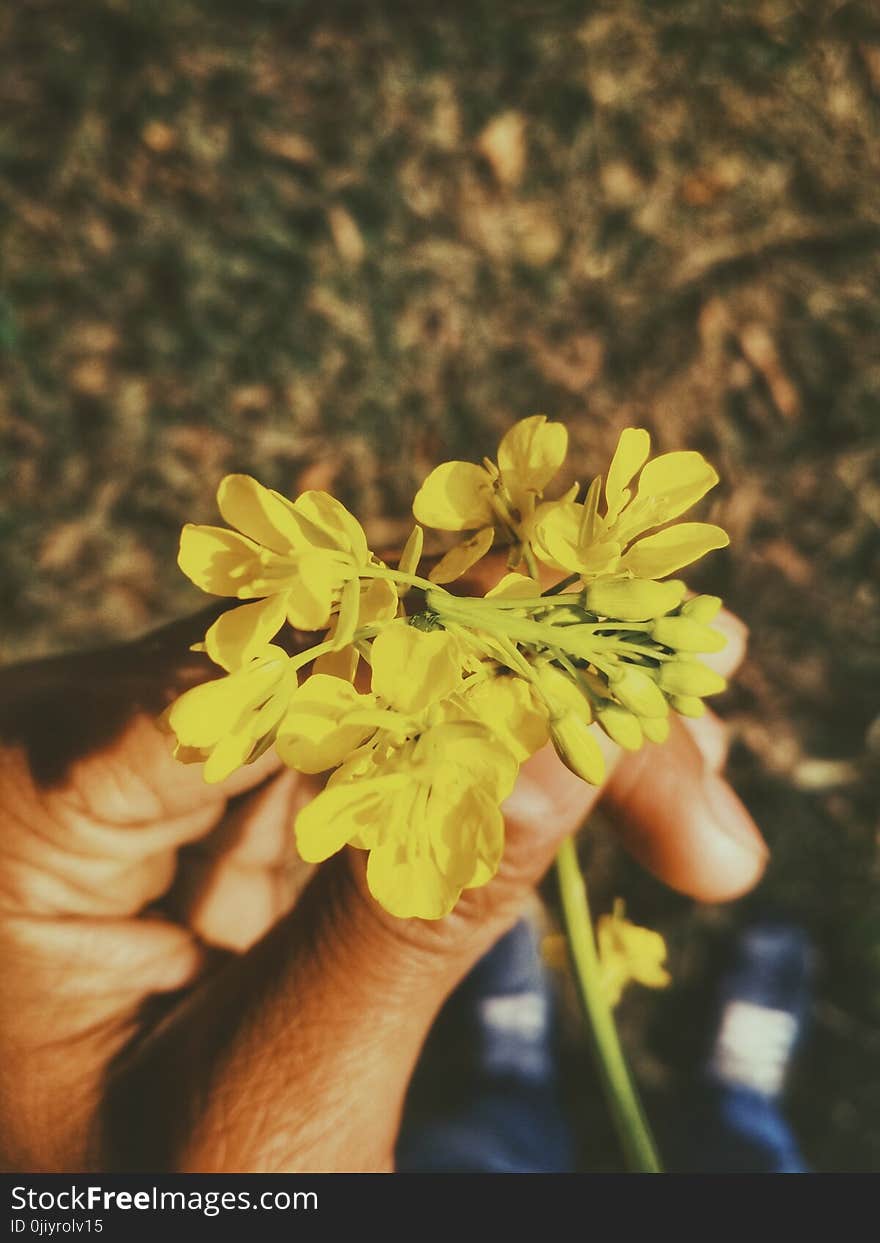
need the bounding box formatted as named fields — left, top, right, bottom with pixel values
left=716, top=609, right=749, bottom=643
left=701, top=772, right=769, bottom=861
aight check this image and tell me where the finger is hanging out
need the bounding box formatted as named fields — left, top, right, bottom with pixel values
left=601, top=716, right=767, bottom=902
left=706, top=608, right=748, bottom=677
left=681, top=706, right=729, bottom=773
left=168, top=770, right=318, bottom=951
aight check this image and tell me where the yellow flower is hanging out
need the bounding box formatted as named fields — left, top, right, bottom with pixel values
left=276, top=623, right=470, bottom=773
left=178, top=475, right=383, bottom=669
left=295, top=720, right=518, bottom=919
left=534, top=427, right=729, bottom=580
left=276, top=674, right=379, bottom=773
left=274, top=622, right=547, bottom=920
left=412, top=414, right=569, bottom=583
left=162, top=644, right=298, bottom=783
left=597, top=900, right=671, bottom=1007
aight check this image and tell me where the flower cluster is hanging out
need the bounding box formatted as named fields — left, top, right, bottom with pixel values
left=163, top=416, right=730, bottom=920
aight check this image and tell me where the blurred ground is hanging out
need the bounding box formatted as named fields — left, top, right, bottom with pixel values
left=1, top=1, right=878, bottom=1170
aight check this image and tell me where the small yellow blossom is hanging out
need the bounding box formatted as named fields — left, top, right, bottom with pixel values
left=534, top=427, right=729, bottom=581
left=597, top=901, right=671, bottom=1007
left=178, top=476, right=384, bottom=668
left=412, top=414, right=569, bottom=582
left=295, top=721, right=518, bottom=918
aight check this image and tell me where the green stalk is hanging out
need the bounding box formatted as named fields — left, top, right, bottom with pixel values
left=555, top=836, right=662, bottom=1173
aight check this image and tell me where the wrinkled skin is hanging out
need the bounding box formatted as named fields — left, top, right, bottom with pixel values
left=0, top=581, right=766, bottom=1172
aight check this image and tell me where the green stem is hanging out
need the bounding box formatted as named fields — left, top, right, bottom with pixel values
left=555, top=837, right=662, bottom=1173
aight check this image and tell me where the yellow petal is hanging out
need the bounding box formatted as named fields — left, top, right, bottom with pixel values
left=167, top=677, right=246, bottom=748
left=615, top=451, right=720, bottom=543
left=358, top=577, right=399, bottom=624
left=293, top=491, right=369, bottom=563
left=167, top=654, right=288, bottom=748
left=634, top=450, right=718, bottom=523
left=295, top=776, right=404, bottom=863
left=276, top=674, right=376, bottom=773
left=312, top=644, right=359, bottom=682
left=217, top=474, right=306, bottom=554
left=457, top=674, right=550, bottom=762
left=412, top=461, right=495, bottom=531
left=604, top=428, right=651, bottom=523
left=428, top=526, right=495, bottom=584
left=284, top=552, right=337, bottom=630
left=416, top=721, right=519, bottom=803
left=366, top=840, right=459, bottom=920
left=204, top=594, right=289, bottom=671
left=370, top=623, right=464, bottom=714
left=398, top=524, right=424, bottom=583
left=203, top=731, right=256, bottom=784
left=485, top=571, right=537, bottom=600
left=178, top=524, right=268, bottom=598
left=497, top=415, right=568, bottom=506
left=619, top=523, right=729, bottom=578
left=431, top=784, right=505, bottom=892
left=532, top=501, right=584, bottom=573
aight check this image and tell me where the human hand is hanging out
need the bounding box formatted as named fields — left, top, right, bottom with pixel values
left=0, top=599, right=765, bottom=1173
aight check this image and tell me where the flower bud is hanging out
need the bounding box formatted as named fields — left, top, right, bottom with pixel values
left=681, top=594, right=722, bottom=623
left=650, top=615, right=727, bottom=653
left=597, top=704, right=643, bottom=751
left=533, top=662, right=592, bottom=723
left=608, top=664, right=668, bottom=719
left=670, top=694, right=706, bottom=718
left=658, top=659, right=727, bottom=698
left=549, top=713, right=606, bottom=785
left=641, top=715, right=670, bottom=744
left=584, top=577, right=686, bottom=622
